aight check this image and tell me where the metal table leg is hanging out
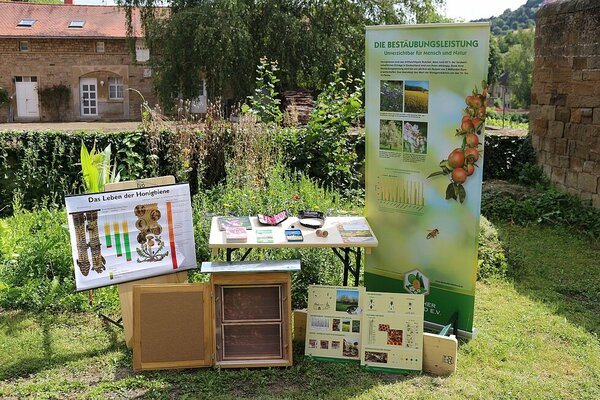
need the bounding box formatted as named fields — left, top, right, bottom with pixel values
left=226, top=248, right=253, bottom=262
left=332, top=247, right=361, bottom=286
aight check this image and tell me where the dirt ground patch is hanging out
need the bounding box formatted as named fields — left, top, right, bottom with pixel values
left=485, top=124, right=528, bottom=137
left=0, top=121, right=142, bottom=132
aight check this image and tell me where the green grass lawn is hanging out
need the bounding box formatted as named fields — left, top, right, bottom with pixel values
left=1, top=224, right=599, bottom=399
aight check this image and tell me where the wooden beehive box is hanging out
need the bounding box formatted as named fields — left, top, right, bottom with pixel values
left=133, top=260, right=299, bottom=370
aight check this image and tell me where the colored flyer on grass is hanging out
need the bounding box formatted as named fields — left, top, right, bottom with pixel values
left=305, top=285, right=365, bottom=361
left=364, top=24, right=490, bottom=333
left=65, top=183, right=196, bottom=291
left=360, top=291, right=424, bottom=373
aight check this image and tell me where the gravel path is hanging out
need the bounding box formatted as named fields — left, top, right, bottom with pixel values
left=0, top=121, right=142, bottom=132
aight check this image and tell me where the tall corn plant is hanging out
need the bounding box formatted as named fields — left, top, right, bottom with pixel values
left=80, top=142, right=120, bottom=193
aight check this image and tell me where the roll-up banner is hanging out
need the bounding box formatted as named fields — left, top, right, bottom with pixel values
left=365, top=23, right=490, bottom=336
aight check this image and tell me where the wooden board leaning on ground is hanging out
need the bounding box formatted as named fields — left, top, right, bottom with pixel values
left=133, top=283, right=212, bottom=370
left=105, top=176, right=188, bottom=349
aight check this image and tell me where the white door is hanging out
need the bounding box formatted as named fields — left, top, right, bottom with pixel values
left=16, top=79, right=39, bottom=118
left=80, top=78, right=98, bottom=116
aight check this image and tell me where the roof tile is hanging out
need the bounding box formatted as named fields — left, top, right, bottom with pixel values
left=0, top=2, right=143, bottom=38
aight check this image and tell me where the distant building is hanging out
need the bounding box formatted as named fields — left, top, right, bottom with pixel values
left=490, top=71, right=512, bottom=109
left=0, top=1, right=157, bottom=121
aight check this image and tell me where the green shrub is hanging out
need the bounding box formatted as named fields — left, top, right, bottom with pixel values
left=242, top=57, right=283, bottom=124
left=486, top=108, right=529, bottom=123
left=486, top=117, right=529, bottom=131
left=477, top=216, right=508, bottom=281
left=39, top=84, right=71, bottom=121
left=0, top=202, right=87, bottom=311
left=278, top=63, right=364, bottom=197
left=0, top=86, right=8, bottom=107
left=0, top=128, right=233, bottom=217
left=482, top=135, right=540, bottom=184
left=482, top=186, right=600, bottom=239
left=0, top=131, right=148, bottom=216
left=192, top=161, right=358, bottom=309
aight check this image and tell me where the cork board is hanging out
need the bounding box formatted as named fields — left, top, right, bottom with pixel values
left=133, top=284, right=212, bottom=370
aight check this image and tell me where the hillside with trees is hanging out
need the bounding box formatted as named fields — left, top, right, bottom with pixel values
left=474, top=0, right=543, bottom=36
left=482, top=1, right=541, bottom=109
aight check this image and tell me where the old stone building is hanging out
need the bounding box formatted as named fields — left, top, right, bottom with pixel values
left=0, top=2, right=156, bottom=122
left=530, top=0, right=600, bottom=208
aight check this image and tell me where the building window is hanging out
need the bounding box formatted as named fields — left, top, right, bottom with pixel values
left=68, top=20, right=85, bottom=28
left=108, top=77, right=124, bottom=99
left=15, top=76, right=37, bottom=82
left=17, top=19, right=36, bottom=27
left=19, top=41, right=29, bottom=52
left=96, top=41, right=105, bottom=53
left=135, top=40, right=150, bottom=62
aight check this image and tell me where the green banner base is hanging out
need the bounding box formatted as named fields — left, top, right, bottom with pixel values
left=365, top=272, right=475, bottom=333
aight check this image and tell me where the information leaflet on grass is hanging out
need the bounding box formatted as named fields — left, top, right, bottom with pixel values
left=65, top=183, right=197, bottom=291
left=360, top=291, right=424, bottom=373
left=305, top=285, right=365, bottom=362
left=365, top=24, right=490, bottom=333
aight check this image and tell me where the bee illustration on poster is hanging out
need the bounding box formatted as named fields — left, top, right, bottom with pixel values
left=65, top=183, right=196, bottom=291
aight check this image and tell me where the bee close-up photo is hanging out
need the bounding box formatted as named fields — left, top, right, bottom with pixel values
left=426, top=229, right=439, bottom=239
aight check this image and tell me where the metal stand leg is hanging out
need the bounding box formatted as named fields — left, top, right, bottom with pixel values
left=226, top=248, right=253, bottom=262
left=355, top=248, right=361, bottom=287
left=439, top=312, right=459, bottom=337
left=100, top=314, right=123, bottom=328
left=332, top=248, right=361, bottom=287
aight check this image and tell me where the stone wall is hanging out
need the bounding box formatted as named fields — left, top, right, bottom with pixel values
left=531, top=0, right=600, bottom=207
left=0, top=38, right=155, bottom=122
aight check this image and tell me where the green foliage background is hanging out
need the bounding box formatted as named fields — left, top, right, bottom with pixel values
left=118, top=0, right=447, bottom=104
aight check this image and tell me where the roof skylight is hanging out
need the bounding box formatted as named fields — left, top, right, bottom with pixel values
left=17, top=19, right=36, bottom=27
left=68, top=20, right=85, bottom=28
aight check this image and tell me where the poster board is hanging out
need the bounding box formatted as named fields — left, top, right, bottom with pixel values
left=65, top=183, right=196, bottom=291
left=360, top=291, right=424, bottom=374
left=364, top=23, right=490, bottom=335
left=305, top=285, right=365, bottom=362
left=133, top=283, right=212, bottom=370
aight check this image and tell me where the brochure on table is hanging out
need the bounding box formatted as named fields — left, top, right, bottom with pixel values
left=305, top=285, right=424, bottom=373
left=361, top=291, right=424, bottom=373
left=65, top=183, right=197, bottom=291
left=364, top=23, right=490, bottom=334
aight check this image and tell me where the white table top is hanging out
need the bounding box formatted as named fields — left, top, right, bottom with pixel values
left=208, top=216, right=378, bottom=249
left=200, top=259, right=302, bottom=273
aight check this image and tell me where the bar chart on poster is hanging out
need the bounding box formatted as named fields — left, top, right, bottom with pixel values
left=65, top=183, right=196, bottom=291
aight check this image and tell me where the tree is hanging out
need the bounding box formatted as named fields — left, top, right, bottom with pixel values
left=487, top=37, right=502, bottom=87
left=118, top=0, right=447, bottom=105
left=502, top=29, right=534, bottom=108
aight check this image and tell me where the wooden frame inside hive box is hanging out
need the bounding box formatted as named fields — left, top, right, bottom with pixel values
left=211, top=270, right=292, bottom=368
left=133, top=260, right=299, bottom=370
